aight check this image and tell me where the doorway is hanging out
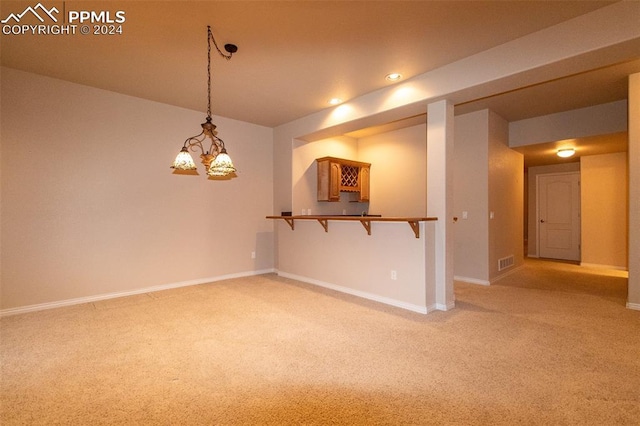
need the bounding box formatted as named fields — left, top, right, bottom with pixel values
left=536, top=172, right=581, bottom=261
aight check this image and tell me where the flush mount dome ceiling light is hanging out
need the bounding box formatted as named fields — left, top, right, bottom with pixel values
left=557, top=148, right=576, bottom=158
left=328, top=98, right=343, bottom=105
left=171, top=26, right=238, bottom=177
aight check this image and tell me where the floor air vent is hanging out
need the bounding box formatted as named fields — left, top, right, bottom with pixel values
left=498, top=255, right=514, bottom=271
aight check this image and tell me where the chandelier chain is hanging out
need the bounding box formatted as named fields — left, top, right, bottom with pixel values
left=207, top=27, right=212, bottom=118
left=207, top=26, right=233, bottom=119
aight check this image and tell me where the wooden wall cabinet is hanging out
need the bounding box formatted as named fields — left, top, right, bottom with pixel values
left=317, top=157, right=371, bottom=202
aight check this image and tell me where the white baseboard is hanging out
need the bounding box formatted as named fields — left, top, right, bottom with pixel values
left=0, top=268, right=276, bottom=317
left=626, top=302, right=640, bottom=311
left=277, top=271, right=431, bottom=314
left=454, top=275, right=490, bottom=286
left=435, top=301, right=456, bottom=311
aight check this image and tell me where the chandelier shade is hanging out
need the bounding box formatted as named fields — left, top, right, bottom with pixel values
left=171, top=26, right=237, bottom=177
left=208, top=149, right=236, bottom=176
left=172, top=147, right=197, bottom=171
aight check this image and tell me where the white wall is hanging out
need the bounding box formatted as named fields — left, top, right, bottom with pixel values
left=581, top=153, right=629, bottom=269
left=1, top=68, right=274, bottom=312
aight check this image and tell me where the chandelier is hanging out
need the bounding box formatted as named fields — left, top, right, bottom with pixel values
left=171, top=26, right=238, bottom=177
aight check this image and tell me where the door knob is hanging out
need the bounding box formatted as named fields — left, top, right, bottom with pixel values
left=540, top=219, right=545, bottom=223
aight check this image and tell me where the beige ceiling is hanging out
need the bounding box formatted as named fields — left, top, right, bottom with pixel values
left=512, top=132, right=628, bottom=168
left=2, top=1, right=638, bottom=166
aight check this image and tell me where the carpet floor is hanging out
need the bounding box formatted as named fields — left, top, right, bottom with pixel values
left=1, top=259, right=638, bottom=425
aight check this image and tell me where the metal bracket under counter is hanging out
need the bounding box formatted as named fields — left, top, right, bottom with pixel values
left=266, top=215, right=438, bottom=238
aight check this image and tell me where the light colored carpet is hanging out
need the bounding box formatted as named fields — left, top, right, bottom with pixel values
left=1, top=259, right=638, bottom=425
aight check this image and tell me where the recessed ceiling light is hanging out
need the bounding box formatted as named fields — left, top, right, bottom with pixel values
left=557, top=148, right=575, bottom=158
left=328, top=98, right=343, bottom=105
left=385, top=73, right=403, bottom=82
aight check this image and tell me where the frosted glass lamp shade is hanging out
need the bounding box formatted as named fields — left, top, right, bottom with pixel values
left=557, top=148, right=575, bottom=158
left=207, top=149, right=236, bottom=176
left=171, top=147, right=197, bottom=170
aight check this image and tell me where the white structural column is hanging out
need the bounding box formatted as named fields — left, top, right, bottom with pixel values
left=427, top=100, right=455, bottom=310
left=628, top=73, right=640, bottom=310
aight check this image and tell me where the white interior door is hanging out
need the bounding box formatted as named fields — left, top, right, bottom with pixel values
left=537, top=172, right=581, bottom=261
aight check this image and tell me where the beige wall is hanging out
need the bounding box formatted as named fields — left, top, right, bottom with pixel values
left=526, top=153, right=628, bottom=269
left=453, top=110, right=489, bottom=283
left=291, top=124, right=428, bottom=217
left=357, top=125, right=427, bottom=217
left=291, top=110, right=502, bottom=290
left=509, top=101, right=627, bottom=147
left=488, top=111, right=524, bottom=280
left=284, top=124, right=436, bottom=313
left=1, top=68, right=274, bottom=311
left=452, top=109, right=524, bottom=283
left=292, top=136, right=359, bottom=216
left=628, top=73, right=640, bottom=307
left=581, top=153, right=629, bottom=269
left=276, top=219, right=436, bottom=313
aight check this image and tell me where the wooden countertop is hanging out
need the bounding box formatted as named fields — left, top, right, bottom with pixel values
left=266, top=215, right=437, bottom=238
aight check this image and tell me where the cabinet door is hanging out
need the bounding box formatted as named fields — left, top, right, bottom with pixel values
left=329, top=162, right=341, bottom=201
left=358, top=165, right=370, bottom=202
left=317, top=159, right=341, bottom=202
left=317, top=159, right=330, bottom=201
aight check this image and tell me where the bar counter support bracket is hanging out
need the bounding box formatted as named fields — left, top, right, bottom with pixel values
left=408, top=220, right=420, bottom=238
left=284, top=218, right=295, bottom=231
left=359, top=219, right=372, bottom=235
left=317, top=219, right=329, bottom=232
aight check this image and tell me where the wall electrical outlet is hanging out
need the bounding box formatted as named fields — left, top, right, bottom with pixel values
left=391, top=270, right=397, bottom=280
left=251, top=251, right=256, bottom=259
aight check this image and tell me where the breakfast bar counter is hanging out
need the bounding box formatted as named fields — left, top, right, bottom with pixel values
left=266, top=215, right=437, bottom=238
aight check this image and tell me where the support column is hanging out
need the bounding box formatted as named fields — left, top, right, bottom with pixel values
left=427, top=100, right=455, bottom=310
left=628, top=73, right=640, bottom=310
